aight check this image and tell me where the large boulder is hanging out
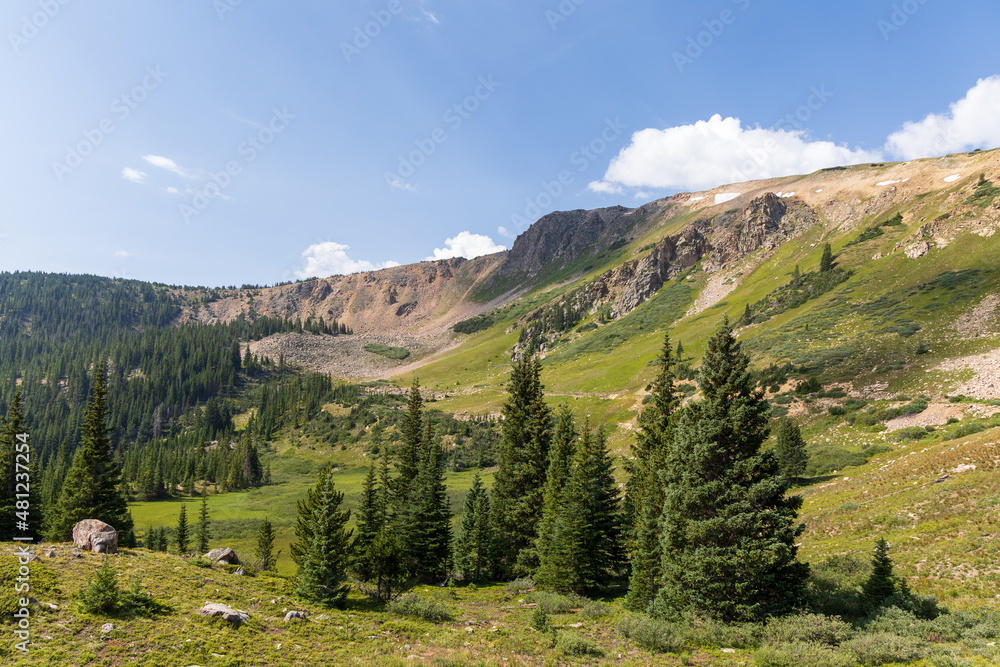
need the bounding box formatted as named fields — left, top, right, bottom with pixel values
left=197, top=603, right=250, bottom=626
left=72, top=520, right=118, bottom=554
left=204, top=547, right=241, bottom=565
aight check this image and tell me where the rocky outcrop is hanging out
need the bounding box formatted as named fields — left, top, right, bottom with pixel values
left=72, top=520, right=118, bottom=554
left=703, top=193, right=817, bottom=272
left=495, top=206, right=633, bottom=278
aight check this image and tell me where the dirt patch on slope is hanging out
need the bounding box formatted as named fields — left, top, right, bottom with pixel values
left=950, top=294, right=1000, bottom=339
left=936, top=348, right=1000, bottom=399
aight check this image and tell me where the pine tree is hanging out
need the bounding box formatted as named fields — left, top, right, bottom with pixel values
left=740, top=303, right=753, bottom=326
left=196, top=493, right=211, bottom=554
left=175, top=504, right=189, bottom=554
left=774, top=418, right=809, bottom=482
left=625, top=334, right=680, bottom=611
left=862, top=538, right=898, bottom=608
left=294, top=468, right=353, bottom=607
left=399, top=424, right=451, bottom=582
left=491, top=355, right=552, bottom=577
left=393, top=379, right=424, bottom=505
left=51, top=365, right=136, bottom=545
left=792, top=264, right=801, bottom=283
left=820, top=243, right=834, bottom=272
left=534, top=407, right=577, bottom=581
left=655, top=318, right=808, bottom=622
left=254, top=517, right=278, bottom=572
left=453, top=473, right=495, bottom=582
left=350, top=455, right=407, bottom=601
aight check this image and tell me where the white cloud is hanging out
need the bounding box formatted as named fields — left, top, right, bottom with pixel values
left=426, top=232, right=506, bottom=261
left=114, top=250, right=134, bottom=258
left=591, top=114, right=881, bottom=193
left=295, top=242, right=399, bottom=279
left=587, top=180, right=623, bottom=195
left=122, top=167, right=147, bottom=184
left=142, top=154, right=193, bottom=178
left=497, top=226, right=516, bottom=239
left=885, top=76, right=1000, bottom=159
left=165, top=186, right=179, bottom=194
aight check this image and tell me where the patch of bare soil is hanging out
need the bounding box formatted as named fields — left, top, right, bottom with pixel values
left=936, top=347, right=1000, bottom=399
left=884, top=403, right=966, bottom=431
left=950, top=294, right=1000, bottom=339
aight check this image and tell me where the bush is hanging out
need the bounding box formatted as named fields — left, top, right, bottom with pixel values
left=895, top=426, right=928, bottom=441
left=827, top=406, right=847, bottom=416
left=617, top=615, right=689, bottom=653
left=753, top=642, right=854, bottom=667
left=387, top=594, right=453, bottom=623
left=581, top=600, right=614, bottom=618
left=842, top=632, right=927, bottom=665
left=78, top=558, right=120, bottom=615
left=555, top=632, right=604, bottom=657
left=762, top=613, right=853, bottom=646
left=526, top=591, right=578, bottom=614
left=845, top=399, right=867, bottom=411
left=529, top=606, right=550, bottom=632
left=688, top=616, right=761, bottom=649
left=190, top=557, right=212, bottom=568
left=505, top=577, right=534, bottom=593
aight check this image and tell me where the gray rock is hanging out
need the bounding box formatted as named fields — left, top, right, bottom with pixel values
left=233, top=567, right=246, bottom=576
left=197, top=603, right=251, bottom=626
left=72, top=519, right=118, bottom=554
left=204, top=547, right=241, bottom=565
left=101, top=623, right=114, bottom=634
left=284, top=610, right=307, bottom=622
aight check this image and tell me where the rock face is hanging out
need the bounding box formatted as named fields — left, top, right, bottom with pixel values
left=205, top=547, right=241, bottom=565
left=494, top=206, right=634, bottom=279
left=72, top=520, right=118, bottom=554
left=703, top=193, right=817, bottom=272
left=198, top=603, right=250, bottom=626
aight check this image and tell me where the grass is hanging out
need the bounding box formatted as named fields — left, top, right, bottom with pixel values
left=363, top=343, right=411, bottom=360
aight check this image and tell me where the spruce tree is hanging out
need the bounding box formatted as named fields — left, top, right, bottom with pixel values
left=196, top=493, right=211, bottom=554
left=349, top=457, right=406, bottom=602
left=820, top=243, right=834, bottom=272
left=774, top=418, right=809, bottom=482
left=52, top=365, right=135, bottom=545
left=393, top=379, right=424, bottom=505
left=453, top=473, right=495, bottom=582
left=655, top=318, right=808, bottom=622
left=862, top=538, right=898, bottom=607
left=491, top=355, right=552, bottom=577
left=175, top=504, right=189, bottom=554
left=625, top=334, right=680, bottom=611
left=255, top=517, right=278, bottom=572
left=534, top=407, right=577, bottom=582
left=294, top=468, right=353, bottom=607
left=399, top=424, right=451, bottom=582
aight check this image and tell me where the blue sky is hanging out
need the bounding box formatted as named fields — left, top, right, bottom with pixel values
left=2, top=0, right=999, bottom=287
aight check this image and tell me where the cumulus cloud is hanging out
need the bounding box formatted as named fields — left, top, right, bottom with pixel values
left=589, top=78, right=1000, bottom=196
left=497, top=226, right=516, bottom=240
left=426, top=232, right=506, bottom=261
left=295, top=242, right=399, bottom=279
left=590, top=114, right=881, bottom=193
left=886, top=76, right=1000, bottom=159
left=122, top=167, right=147, bottom=183
left=142, top=154, right=193, bottom=178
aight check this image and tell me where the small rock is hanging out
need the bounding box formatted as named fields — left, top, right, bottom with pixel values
left=234, top=567, right=246, bottom=576
left=316, top=614, right=329, bottom=620
left=568, top=622, right=583, bottom=628
left=464, top=626, right=474, bottom=633
left=198, top=603, right=251, bottom=626
left=43, top=548, right=56, bottom=558
left=721, top=648, right=736, bottom=653
left=71, top=551, right=83, bottom=558
left=284, top=610, right=307, bottom=622
left=101, top=623, right=114, bottom=634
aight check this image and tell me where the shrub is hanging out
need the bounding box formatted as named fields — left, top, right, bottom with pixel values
left=753, top=642, right=854, bottom=667
left=946, top=417, right=960, bottom=425
left=190, top=557, right=212, bottom=568
left=828, top=406, right=847, bottom=416
left=842, top=632, right=927, bottom=666
left=526, top=591, right=577, bottom=614
left=505, top=577, right=534, bottom=593
left=688, top=616, right=761, bottom=649
left=555, top=632, right=604, bottom=657
left=845, top=399, right=867, bottom=411
left=529, top=606, right=550, bottom=632
left=617, top=615, right=689, bottom=653
left=895, top=427, right=928, bottom=441
left=78, top=558, right=121, bottom=615
left=762, top=613, right=853, bottom=646
left=387, top=594, right=453, bottom=623
left=580, top=600, right=614, bottom=618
